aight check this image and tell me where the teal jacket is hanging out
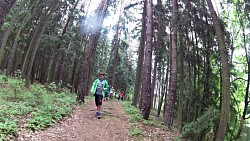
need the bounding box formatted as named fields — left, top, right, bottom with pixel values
left=91, top=79, right=109, bottom=97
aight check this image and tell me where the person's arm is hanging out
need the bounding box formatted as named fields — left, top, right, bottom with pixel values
left=91, top=79, right=97, bottom=94
left=103, top=80, right=109, bottom=91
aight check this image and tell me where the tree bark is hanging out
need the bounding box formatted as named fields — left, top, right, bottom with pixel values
left=164, top=0, right=178, bottom=127
left=6, top=12, right=31, bottom=76
left=206, top=0, right=231, bottom=140
left=151, top=0, right=164, bottom=109
left=132, top=0, right=146, bottom=107
left=55, top=41, right=72, bottom=85
left=157, top=60, right=169, bottom=117
left=163, top=29, right=172, bottom=117
left=70, top=50, right=81, bottom=93
left=54, top=0, right=80, bottom=84
left=153, top=79, right=159, bottom=109
left=110, top=9, right=122, bottom=88
left=202, top=14, right=211, bottom=108
left=24, top=0, right=60, bottom=87
left=77, top=0, right=109, bottom=102
left=141, top=0, right=153, bottom=119
left=176, top=34, right=184, bottom=129
left=0, top=0, right=17, bottom=27
left=0, top=2, right=21, bottom=69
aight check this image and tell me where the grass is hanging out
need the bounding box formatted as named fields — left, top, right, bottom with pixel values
left=128, top=123, right=143, bottom=136
left=122, top=101, right=161, bottom=127
left=122, top=101, right=184, bottom=141
left=122, top=101, right=163, bottom=139
left=0, top=75, right=78, bottom=140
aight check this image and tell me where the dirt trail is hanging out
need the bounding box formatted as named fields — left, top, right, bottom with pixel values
left=17, top=100, right=132, bottom=141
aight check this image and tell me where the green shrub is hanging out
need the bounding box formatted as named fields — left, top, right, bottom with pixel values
left=128, top=124, right=143, bottom=136
left=128, top=114, right=144, bottom=123
left=182, top=107, right=219, bottom=141
left=0, top=119, right=18, bottom=140
left=48, top=82, right=57, bottom=91
left=0, top=74, right=77, bottom=139
left=143, top=118, right=160, bottom=127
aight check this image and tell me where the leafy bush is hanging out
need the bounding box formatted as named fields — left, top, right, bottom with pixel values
left=25, top=91, right=75, bottom=130
left=142, top=118, right=160, bottom=127
left=122, top=102, right=143, bottom=123
left=122, top=101, right=164, bottom=139
left=128, top=124, right=143, bottom=136
left=0, top=74, right=77, bottom=139
left=0, top=119, right=18, bottom=140
left=182, top=107, right=219, bottom=141
left=48, top=82, right=57, bottom=91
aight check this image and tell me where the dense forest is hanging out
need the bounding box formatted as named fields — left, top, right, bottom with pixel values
left=0, top=0, right=249, bottom=140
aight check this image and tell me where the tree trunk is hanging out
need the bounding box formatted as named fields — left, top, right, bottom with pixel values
left=54, top=0, right=80, bottom=84
left=187, top=45, right=192, bottom=122
left=151, top=0, right=164, bottom=109
left=6, top=20, right=25, bottom=75
left=110, top=32, right=121, bottom=88
left=176, top=34, right=184, bottom=129
left=0, top=0, right=17, bottom=27
left=141, top=0, right=153, bottom=120
left=24, top=0, right=60, bottom=87
left=70, top=51, right=81, bottom=93
left=77, top=0, right=109, bottom=102
left=110, top=0, right=123, bottom=88
left=132, top=0, right=146, bottom=107
left=100, top=30, right=110, bottom=71
left=206, top=0, right=231, bottom=140
left=77, top=34, right=98, bottom=102
left=40, top=48, right=53, bottom=84
left=157, top=61, right=169, bottom=117
left=48, top=48, right=60, bottom=83
left=164, top=0, right=178, bottom=127
left=0, top=3, right=21, bottom=70
left=153, top=80, right=158, bottom=109
left=192, top=31, right=197, bottom=121
left=163, top=29, right=172, bottom=117
left=151, top=51, right=158, bottom=109
left=203, top=14, right=211, bottom=108
left=6, top=9, right=32, bottom=76
left=55, top=41, right=72, bottom=85
left=195, top=29, right=200, bottom=118
left=235, top=24, right=250, bottom=140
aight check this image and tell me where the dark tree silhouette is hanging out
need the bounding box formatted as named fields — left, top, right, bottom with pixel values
left=0, top=0, right=16, bottom=27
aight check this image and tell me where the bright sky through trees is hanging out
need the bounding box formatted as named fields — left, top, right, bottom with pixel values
left=80, top=0, right=245, bottom=61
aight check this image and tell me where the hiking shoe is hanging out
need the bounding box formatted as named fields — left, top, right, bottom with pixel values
left=97, top=112, right=101, bottom=119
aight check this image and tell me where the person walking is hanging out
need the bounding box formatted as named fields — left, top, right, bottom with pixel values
left=91, top=72, right=109, bottom=119
left=117, top=91, right=121, bottom=100
left=104, top=85, right=110, bottom=101
left=121, top=92, right=125, bottom=101
left=109, top=86, right=114, bottom=100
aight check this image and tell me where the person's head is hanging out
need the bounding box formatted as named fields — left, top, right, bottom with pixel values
left=99, top=72, right=105, bottom=80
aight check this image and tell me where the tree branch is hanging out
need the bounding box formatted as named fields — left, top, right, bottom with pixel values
left=231, top=77, right=247, bottom=83
left=124, top=2, right=141, bottom=10
left=245, top=115, right=250, bottom=120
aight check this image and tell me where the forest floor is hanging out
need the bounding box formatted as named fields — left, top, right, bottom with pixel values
left=17, top=99, right=182, bottom=141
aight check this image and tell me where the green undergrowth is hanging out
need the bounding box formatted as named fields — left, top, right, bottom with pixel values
left=182, top=107, right=219, bottom=141
left=0, top=75, right=79, bottom=140
left=122, top=101, right=163, bottom=138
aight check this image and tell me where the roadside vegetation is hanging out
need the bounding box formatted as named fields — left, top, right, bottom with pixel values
left=0, top=74, right=77, bottom=140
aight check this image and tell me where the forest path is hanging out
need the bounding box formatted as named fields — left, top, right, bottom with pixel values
left=17, top=99, right=132, bottom=141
